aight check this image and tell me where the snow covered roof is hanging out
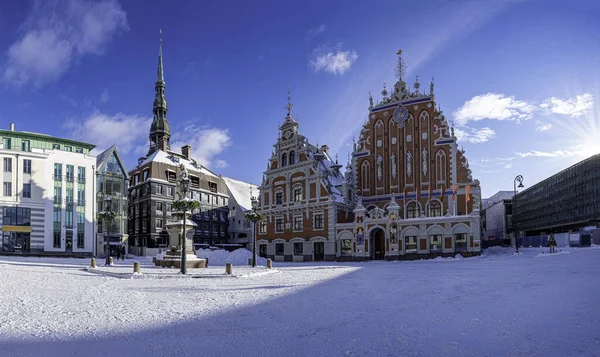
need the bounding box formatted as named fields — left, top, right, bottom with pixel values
left=138, top=149, right=218, bottom=178
left=482, top=191, right=514, bottom=210
left=222, top=176, right=259, bottom=211
left=306, top=146, right=347, bottom=204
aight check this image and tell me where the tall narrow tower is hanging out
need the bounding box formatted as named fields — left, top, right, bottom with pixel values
left=148, top=30, right=171, bottom=155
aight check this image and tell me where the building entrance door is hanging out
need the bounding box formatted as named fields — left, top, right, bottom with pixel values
left=372, top=229, right=386, bottom=260
left=314, top=242, right=325, bottom=261
left=65, top=231, right=73, bottom=253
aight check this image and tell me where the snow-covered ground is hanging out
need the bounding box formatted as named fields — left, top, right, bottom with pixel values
left=1, top=247, right=599, bottom=357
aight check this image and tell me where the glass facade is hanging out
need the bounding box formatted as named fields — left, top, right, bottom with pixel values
left=97, top=152, right=128, bottom=237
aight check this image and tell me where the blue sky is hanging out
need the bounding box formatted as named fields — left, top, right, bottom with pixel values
left=0, top=0, right=598, bottom=197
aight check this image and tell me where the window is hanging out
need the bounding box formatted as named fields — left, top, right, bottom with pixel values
left=53, top=187, right=61, bottom=203
left=65, top=146, right=73, bottom=152
left=455, top=233, right=467, bottom=252
left=167, top=186, right=174, bottom=197
left=275, top=192, right=283, bottom=205
left=209, top=182, right=218, bottom=193
left=66, top=188, right=74, bottom=204
left=77, top=167, right=85, bottom=183
left=75, top=148, right=83, bottom=153
left=53, top=163, right=62, bottom=179
left=53, top=231, right=61, bottom=248
left=156, top=218, right=163, bottom=231
left=293, top=216, right=303, bottom=231
left=293, top=188, right=302, bottom=202
left=3, top=182, right=11, bottom=196
left=407, top=202, right=418, bottom=219
left=430, top=235, right=442, bottom=252
left=157, top=201, right=163, bottom=212
left=2, top=138, right=11, bottom=150
left=65, top=210, right=73, bottom=229
left=142, top=218, right=147, bottom=233
left=53, top=144, right=60, bottom=150
left=361, top=161, right=370, bottom=191
left=275, top=218, right=284, bottom=233
left=134, top=174, right=140, bottom=185
left=289, top=151, right=296, bottom=165
left=294, top=242, right=303, bottom=255
left=405, top=236, right=417, bottom=253
left=3, top=207, right=31, bottom=226
left=77, top=232, right=84, bottom=249
left=65, top=165, right=74, bottom=182
left=314, top=214, right=324, bottom=230
left=281, top=153, right=287, bottom=167
left=275, top=243, right=284, bottom=255
left=341, top=239, right=352, bottom=256
left=259, top=244, right=267, bottom=258
left=21, top=140, right=30, bottom=152
left=259, top=220, right=267, bottom=234
left=77, top=190, right=85, bottom=205
left=429, top=201, right=442, bottom=217
left=156, top=184, right=163, bottom=195
left=143, top=170, right=149, bottom=181
left=53, top=207, right=61, bottom=224
left=436, top=150, right=447, bottom=183
left=4, top=158, right=12, bottom=172
left=22, top=183, right=31, bottom=198
left=23, top=159, right=31, bottom=174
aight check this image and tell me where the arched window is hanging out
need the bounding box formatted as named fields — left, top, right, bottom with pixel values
left=435, top=150, right=446, bottom=183
left=289, top=151, right=296, bottom=165
left=407, top=202, right=418, bottom=219
left=429, top=200, right=442, bottom=217
left=361, top=161, right=370, bottom=191
left=281, top=153, right=287, bottom=167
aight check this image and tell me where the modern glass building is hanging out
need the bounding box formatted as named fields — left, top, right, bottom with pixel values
left=96, top=145, right=129, bottom=257
left=0, top=123, right=96, bottom=255
left=512, top=153, right=600, bottom=236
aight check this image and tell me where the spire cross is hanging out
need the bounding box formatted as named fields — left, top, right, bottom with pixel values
left=285, top=84, right=293, bottom=115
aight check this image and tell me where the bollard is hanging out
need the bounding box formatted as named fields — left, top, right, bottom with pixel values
left=248, top=258, right=252, bottom=266
left=205, top=258, right=209, bottom=267
left=133, top=261, right=141, bottom=274
left=225, top=262, right=232, bottom=275
left=109, top=257, right=114, bottom=266
left=266, top=259, right=272, bottom=269
left=90, top=258, right=96, bottom=268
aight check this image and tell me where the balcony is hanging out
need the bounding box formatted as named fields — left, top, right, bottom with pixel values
left=77, top=200, right=85, bottom=206
left=65, top=223, right=74, bottom=229
left=53, top=175, right=63, bottom=181
left=77, top=177, right=86, bottom=184
left=66, top=175, right=74, bottom=182
left=53, top=196, right=62, bottom=204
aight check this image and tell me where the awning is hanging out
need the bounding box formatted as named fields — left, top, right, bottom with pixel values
left=2, top=225, right=32, bottom=233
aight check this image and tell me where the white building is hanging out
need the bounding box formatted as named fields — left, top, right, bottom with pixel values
left=0, top=123, right=97, bottom=255
left=222, top=176, right=259, bottom=248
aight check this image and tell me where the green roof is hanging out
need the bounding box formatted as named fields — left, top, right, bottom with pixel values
left=0, top=129, right=95, bottom=150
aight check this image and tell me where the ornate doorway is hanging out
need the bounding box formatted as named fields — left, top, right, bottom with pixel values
left=371, top=228, right=385, bottom=260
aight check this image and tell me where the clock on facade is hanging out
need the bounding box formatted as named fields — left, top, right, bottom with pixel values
left=393, top=105, right=408, bottom=127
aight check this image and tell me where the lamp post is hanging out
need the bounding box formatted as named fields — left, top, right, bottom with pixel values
left=513, top=175, right=524, bottom=254
left=104, top=197, right=114, bottom=266
left=179, top=175, right=191, bottom=275
left=245, top=189, right=263, bottom=268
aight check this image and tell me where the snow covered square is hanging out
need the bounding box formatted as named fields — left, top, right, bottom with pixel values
left=1, top=247, right=599, bottom=357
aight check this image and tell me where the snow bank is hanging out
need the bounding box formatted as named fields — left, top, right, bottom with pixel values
left=196, top=248, right=267, bottom=266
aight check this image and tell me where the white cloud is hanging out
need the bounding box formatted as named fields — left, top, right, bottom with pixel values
left=306, top=24, right=326, bottom=40
left=64, top=111, right=151, bottom=154
left=171, top=124, right=232, bottom=169
left=516, top=150, right=577, bottom=158
left=453, top=93, right=535, bottom=126
left=310, top=44, right=358, bottom=75
left=2, top=0, right=127, bottom=88
left=454, top=126, right=495, bottom=144
left=540, top=92, right=594, bottom=117
left=100, top=88, right=109, bottom=103
left=534, top=120, right=553, bottom=132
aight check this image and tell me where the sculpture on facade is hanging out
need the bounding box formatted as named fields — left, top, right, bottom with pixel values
left=377, top=155, right=383, bottom=182
left=390, top=153, right=397, bottom=180
left=406, top=151, right=413, bottom=178
left=422, top=149, right=428, bottom=176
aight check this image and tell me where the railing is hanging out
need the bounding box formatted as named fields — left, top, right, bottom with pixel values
left=77, top=177, right=86, bottom=183
left=65, top=198, right=74, bottom=204
left=53, top=175, right=63, bottom=181
left=65, top=223, right=73, bottom=229
left=77, top=200, right=85, bottom=206
left=66, top=175, right=74, bottom=182
left=53, top=196, right=62, bottom=204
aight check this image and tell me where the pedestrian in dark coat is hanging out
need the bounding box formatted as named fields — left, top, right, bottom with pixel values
left=549, top=234, right=557, bottom=253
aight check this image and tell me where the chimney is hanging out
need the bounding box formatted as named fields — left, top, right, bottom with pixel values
left=320, top=145, right=329, bottom=154
left=9, top=123, right=14, bottom=131
left=182, top=145, right=191, bottom=160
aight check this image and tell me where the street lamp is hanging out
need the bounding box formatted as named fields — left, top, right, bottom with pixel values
left=244, top=188, right=264, bottom=268
left=513, top=175, right=524, bottom=254
left=104, top=196, right=113, bottom=266
left=179, top=175, right=191, bottom=275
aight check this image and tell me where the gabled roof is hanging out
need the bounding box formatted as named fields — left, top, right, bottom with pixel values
left=221, top=176, right=259, bottom=212
left=136, top=149, right=219, bottom=179
left=96, top=145, right=130, bottom=179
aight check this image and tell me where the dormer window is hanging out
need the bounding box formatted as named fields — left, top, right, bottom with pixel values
left=281, top=153, right=287, bottom=167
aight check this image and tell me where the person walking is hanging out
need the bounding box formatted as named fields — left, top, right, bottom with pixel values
left=116, top=245, right=121, bottom=261
left=549, top=234, right=557, bottom=253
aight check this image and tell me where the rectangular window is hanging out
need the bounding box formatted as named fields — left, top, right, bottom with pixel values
left=259, top=220, right=267, bottom=234
left=455, top=233, right=467, bottom=252
left=143, top=170, right=148, bottom=181
left=53, top=163, right=62, bottom=180
left=22, top=183, right=31, bottom=198
left=3, top=182, right=11, bottom=196
left=156, top=218, right=163, bottom=231
left=53, top=231, right=61, bottom=248
left=430, top=235, right=442, bottom=252
left=293, top=216, right=303, bottom=231
left=21, top=140, right=30, bottom=152
left=259, top=244, right=267, bottom=258
left=66, top=188, right=74, bottom=204
left=66, top=165, right=74, bottom=182
left=53, top=144, right=60, bottom=150
left=53, top=207, right=61, bottom=222
left=77, top=232, right=84, bottom=249
left=167, top=186, right=174, bottom=197
left=275, top=192, right=283, bottom=205
left=77, top=190, right=85, bottom=205
left=65, top=146, right=73, bottom=152
left=65, top=210, right=73, bottom=229
left=54, top=187, right=62, bottom=203
left=293, top=242, right=303, bottom=256
left=75, top=148, right=83, bottom=153
left=314, top=214, right=324, bottom=230
left=142, top=218, right=147, bottom=233
left=209, top=182, right=217, bottom=193
left=275, top=243, right=284, bottom=256
left=23, top=159, right=31, bottom=174
left=156, top=184, right=163, bottom=195
left=134, top=174, right=139, bottom=185
left=293, top=189, right=302, bottom=202
left=2, top=138, right=11, bottom=150
left=275, top=218, right=284, bottom=233
left=4, top=157, right=12, bottom=172
left=77, top=167, right=85, bottom=183
left=157, top=201, right=163, bottom=212
left=405, top=236, right=417, bottom=253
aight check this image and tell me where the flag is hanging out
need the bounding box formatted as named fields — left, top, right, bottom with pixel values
left=452, top=185, right=458, bottom=201
left=466, top=185, right=471, bottom=202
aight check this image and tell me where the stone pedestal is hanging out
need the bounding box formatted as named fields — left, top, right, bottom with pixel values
left=153, top=215, right=207, bottom=269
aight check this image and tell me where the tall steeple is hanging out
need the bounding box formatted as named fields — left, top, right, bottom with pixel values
left=148, top=29, right=171, bottom=155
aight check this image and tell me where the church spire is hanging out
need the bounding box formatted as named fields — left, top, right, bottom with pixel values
left=148, top=29, right=171, bottom=155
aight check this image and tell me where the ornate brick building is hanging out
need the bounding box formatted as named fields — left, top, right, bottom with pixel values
left=336, top=51, right=482, bottom=260
left=255, top=89, right=354, bottom=261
